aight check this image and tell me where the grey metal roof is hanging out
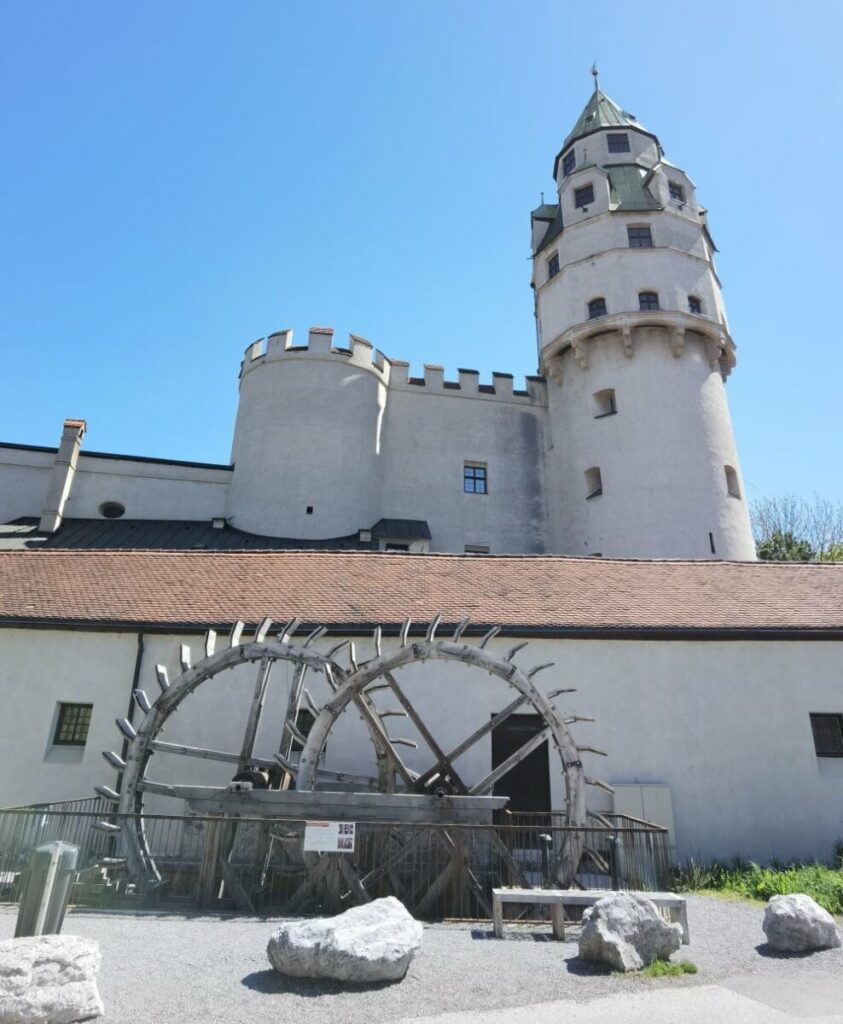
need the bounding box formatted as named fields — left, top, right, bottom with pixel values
left=370, top=519, right=432, bottom=541
left=0, top=518, right=376, bottom=552
left=607, top=165, right=662, bottom=211
left=535, top=206, right=563, bottom=255
left=563, top=89, right=649, bottom=149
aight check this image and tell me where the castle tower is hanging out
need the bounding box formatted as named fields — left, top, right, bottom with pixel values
left=227, top=327, right=387, bottom=539
left=531, top=81, right=756, bottom=560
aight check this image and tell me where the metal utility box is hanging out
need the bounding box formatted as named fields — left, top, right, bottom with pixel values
left=15, top=841, right=79, bottom=938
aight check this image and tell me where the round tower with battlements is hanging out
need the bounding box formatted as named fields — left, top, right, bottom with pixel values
left=227, top=327, right=387, bottom=540
left=531, top=82, right=756, bottom=560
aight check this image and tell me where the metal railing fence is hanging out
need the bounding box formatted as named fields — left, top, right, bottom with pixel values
left=0, top=804, right=672, bottom=920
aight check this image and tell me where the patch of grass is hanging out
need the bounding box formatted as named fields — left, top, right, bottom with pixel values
left=673, top=857, right=843, bottom=915
left=640, top=959, right=698, bottom=978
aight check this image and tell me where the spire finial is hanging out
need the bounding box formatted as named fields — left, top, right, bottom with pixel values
left=591, top=61, right=599, bottom=92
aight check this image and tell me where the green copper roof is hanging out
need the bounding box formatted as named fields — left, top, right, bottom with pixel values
left=563, top=88, right=648, bottom=149
left=607, top=165, right=662, bottom=211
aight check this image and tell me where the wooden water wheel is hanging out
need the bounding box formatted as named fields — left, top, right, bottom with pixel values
left=97, top=616, right=609, bottom=910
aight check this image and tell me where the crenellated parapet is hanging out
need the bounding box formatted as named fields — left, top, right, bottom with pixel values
left=239, top=327, right=389, bottom=384
left=239, top=326, right=548, bottom=406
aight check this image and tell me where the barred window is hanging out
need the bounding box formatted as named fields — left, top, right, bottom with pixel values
left=53, top=703, right=93, bottom=747
left=607, top=133, right=630, bottom=153
left=547, top=252, right=560, bottom=280
left=464, top=463, right=488, bottom=494
left=669, top=180, right=685, bottom=202
left=688, top=295, right=703, bottom=314
left=574, top=184, right=595, bottom=209
left=628, top=225, right=653, bottom=248
left=810, top=714, right=843, bottom=757
left=588, top=297, right=607, bottom=319
left=562, top=150, right=576, bottom=175
left=639, top=291, right=660, bottom=311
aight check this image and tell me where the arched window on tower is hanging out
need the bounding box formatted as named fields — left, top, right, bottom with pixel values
left=588, top=297, right=607, bottom=320
left=725, top=465, right=741, bottom=498
left=639, top=291, right=660, bottom=311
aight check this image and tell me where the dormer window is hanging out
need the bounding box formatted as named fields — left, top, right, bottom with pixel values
left=607, top=133, right=630, bottom=153
left=562, top=150, right=576, bottom=175
left=669, top=181, right=685, bottom=202
left=588, top=298, right=607, bottom=320
left=574, top=184, right=594, bottom=209
left=547, top=252, right=560, bottom=279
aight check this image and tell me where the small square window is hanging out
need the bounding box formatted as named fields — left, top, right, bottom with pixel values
left=588, top=298, right=607, bottom=320
left=53, top=703, right=93, bottom=747
left=574, top=184, right=595, bottom=209
left=585, top=466, right=603, bottom=499
left=607, top=133, right=630, bottom=153
left=464, top=463, right=487, bottom=495
left=562, top=150, right=576, bottom=175
left=669, top=181, right=685, bottom=202
left=628, top=226, right=653, bottom=248
left=593, top=388, right=617, bottom=417
left=810, top=714, right=843, bottom=757
left=547, top=253, right=560, bottom=279
left=639, top=291, right=660, bottom=311
left=688, top=295, right=702, bottom=314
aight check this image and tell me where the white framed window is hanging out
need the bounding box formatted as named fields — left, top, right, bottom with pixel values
left=463, top=462, right=488, bottom=494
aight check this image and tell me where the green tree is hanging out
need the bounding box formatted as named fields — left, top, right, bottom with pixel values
left=756, top=531, right=815, bottom=562
left=817, top=543, right=843, bottom=563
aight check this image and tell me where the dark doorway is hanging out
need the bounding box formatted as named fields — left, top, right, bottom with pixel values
left=491, top=714, right=551, bottom=821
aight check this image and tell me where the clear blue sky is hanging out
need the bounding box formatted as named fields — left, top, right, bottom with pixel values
left=1, top=0, right=841, bottom=504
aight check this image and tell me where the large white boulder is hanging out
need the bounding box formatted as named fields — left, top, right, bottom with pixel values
left=578, top=892, right=683, bottom=972
left=267, top=896, right=423, bottom=983
left=0, top=934, right=103, bottom=1024
left=762, top=894, right=841, bottom=953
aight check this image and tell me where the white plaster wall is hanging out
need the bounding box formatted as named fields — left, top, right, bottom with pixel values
left=228, top=336, right=386, bottom=539
left=378, top=386, right=548, bottom=554
left=0, top=449, right=52, bottom=523
left=0, top=448, right=231, bottom=525
left=2, top=626, right=841, bottom=865
left=545, top=330, right=755, bottom=559
left=538, top=246, right=724, bottom=337
left=63, top=457, right=231, bottom=521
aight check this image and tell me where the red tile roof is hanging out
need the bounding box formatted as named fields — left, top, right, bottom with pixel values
left=0, top=549, right=841, bottom=636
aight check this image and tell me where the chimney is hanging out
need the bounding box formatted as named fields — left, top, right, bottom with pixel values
left=39, top=419, right=86, bottom=533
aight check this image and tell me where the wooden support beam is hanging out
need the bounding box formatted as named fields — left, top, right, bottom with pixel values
left=470, top=726, right=551, bottom=795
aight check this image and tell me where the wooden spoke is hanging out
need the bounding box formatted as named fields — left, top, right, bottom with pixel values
left=383, top=670, right=469, bottom=794
left=414, top=693, right=528, bottom=789
left=151, top=739, right=277, bottom=769
left=469, top=726, right=552, bottom=795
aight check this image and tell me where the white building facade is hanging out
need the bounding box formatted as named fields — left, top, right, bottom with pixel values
left=0, top=86, right=755, bottom=561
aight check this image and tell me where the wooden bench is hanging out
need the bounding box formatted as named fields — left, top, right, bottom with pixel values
left=492, top=888, right=690, bottom=944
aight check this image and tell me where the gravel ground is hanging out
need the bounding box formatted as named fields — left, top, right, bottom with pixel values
left=1, top=895, right=842, bottom=1024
